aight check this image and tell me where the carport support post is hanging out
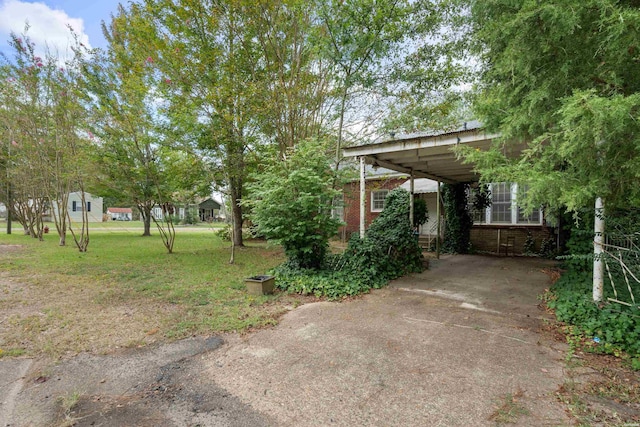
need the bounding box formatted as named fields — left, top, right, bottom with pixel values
left=593, top=197, right=604, bottom=303
left=359, top=156, right=366, bottom=238
left=436, top=180, right=441, bottom=259
left=409, top=173, right=414, bottom=228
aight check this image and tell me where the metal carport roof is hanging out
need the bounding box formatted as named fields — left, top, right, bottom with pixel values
left=342, top=122, right=506, bottom=184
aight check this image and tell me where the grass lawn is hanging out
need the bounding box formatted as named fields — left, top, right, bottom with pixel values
left=0, top=226, right=300, bottom=359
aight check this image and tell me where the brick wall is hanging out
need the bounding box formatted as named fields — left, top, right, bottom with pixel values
left=339, top=177, right=408, bottom=239
left=470, top=225, right=555, bottom=255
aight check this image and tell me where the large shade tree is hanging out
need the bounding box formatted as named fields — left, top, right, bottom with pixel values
left=139, top=0, right=269, bottom=247
left=458, top=0, right=640, bottom=212
left=455, top=0, right=640, bottom=301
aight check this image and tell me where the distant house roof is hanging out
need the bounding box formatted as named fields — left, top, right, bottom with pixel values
left=199, top=198, right=221, bottom=210
left=107, top=207, right=132, bottom=214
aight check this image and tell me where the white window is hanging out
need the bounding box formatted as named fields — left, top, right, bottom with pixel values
left=467, top=187, right=486, bottom=224
left=491, top=182, right=512, bottom=223
left=474, top=182, right=543, bottom=225
left=152, top=206, right=163, bottom=219
left=516, top=185, right=540, bottom=224
left=371, top=190, right=389, bottom=212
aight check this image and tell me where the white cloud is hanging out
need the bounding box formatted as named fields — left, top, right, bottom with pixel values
left=0, top=0, right=91, bottom=59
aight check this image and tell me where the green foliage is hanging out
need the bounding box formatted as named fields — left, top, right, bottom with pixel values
left=457, top=0, right=640, bottom=213
left=523, top=232, right=535, bottom=255
left=246, top=139, right=342, bottom=269
left=181, top=208, right=199, bottom=225
left=538, top=237, right=557, bottom=259
left=441, top=183, right=473, bottom=253
left=549, top=211, right=640, bottom=361
left=471, top=184, right=492, bottom=212
left=272, top=188, right=424, bottom=299
left=216, top=225, right=231, bottom=242
left=413, top=197, right=428, bottom=227
left=348, top=188, right=424, bottom=277
left=549, top=275, right=640, bottom=359
left=271, top=259, right=387, bottom=300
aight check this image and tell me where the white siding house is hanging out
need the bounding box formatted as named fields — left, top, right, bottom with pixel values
left=66, top=192, right=103, bottom=223
left=107, top=207, right=133, bottom=221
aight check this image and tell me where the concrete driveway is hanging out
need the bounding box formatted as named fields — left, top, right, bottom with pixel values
left=393, top=254, right=559, bottom=319
left=205, top=255, right=570, bottom=426
left=2, top=255, right=573, bottom=426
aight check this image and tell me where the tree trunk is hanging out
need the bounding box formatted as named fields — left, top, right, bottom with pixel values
left=138, top=204, right=153, bottom=236
left=143, top=213, right=152, bottom=236
left=230, top=182, right=244, bottom=247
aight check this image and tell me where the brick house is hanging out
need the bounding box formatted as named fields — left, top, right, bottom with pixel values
left=342, top=122, right=557, bottom=255
left=338, top=167, right=409, bottom=240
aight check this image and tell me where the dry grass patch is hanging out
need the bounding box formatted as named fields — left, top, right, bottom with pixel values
left=0, top=231, right=303, bottom=359
left=488, top=389, right=530, bottom=425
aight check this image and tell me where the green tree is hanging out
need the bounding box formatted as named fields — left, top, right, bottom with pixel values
left=246, top=139, right=342, bottom=269
left=0, top=32, right=91, bottom=249
left=78, top=5, right=170, bottom=238
left=249, top=0, right=331, bottom=156
left=318, top=0, right=414, bottom=162
left=140, top=0, right=268, bottom=248
left=457, top=0, right=640, bottom=213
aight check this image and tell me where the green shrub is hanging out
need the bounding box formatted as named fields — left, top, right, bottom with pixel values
left=272, top=188, right=424, bottom=299
left=271, top=259, right=387, bottom=300
left=441, top=183, right=473, bottom=253
left=523, top=232, right=536, bottom=255
left=181, top=208, right=199, bottom=225
left=413, top=197, right=429, bottom=227
left=246, top=139, right=342, bottom=269
left=343, top=188, right=423, bottom=278
left=549, top=210, right=640, bottom=363
left=549, top=274, right=640, bottom=358
left=216, top=224, right=231, bottom=241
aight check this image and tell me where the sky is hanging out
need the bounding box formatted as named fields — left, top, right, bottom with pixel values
left=0, top=0, right=123, bottom=59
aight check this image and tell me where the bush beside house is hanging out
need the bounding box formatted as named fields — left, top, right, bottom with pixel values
left=272, top=188, right=424, bottom=299
left=548, top=211, right=640, bottom=368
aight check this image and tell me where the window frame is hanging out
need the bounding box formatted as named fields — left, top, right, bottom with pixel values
left=490, top=182, right=513, bottom=224
left=370, top=189, right=389, bottom=212
left=473, top=183, right=544, bottom=226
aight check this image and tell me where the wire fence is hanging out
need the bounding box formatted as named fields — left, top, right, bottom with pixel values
left=603, top=233, right=640, bottom=308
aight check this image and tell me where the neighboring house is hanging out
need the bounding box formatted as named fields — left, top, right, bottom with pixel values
left=151, top=205, right=180, bottom=221
left=66, top=192, right=104, bottom=223
left=107, top=207, right=133, bottom=221
left=199, top=198, right=222, bottom=222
